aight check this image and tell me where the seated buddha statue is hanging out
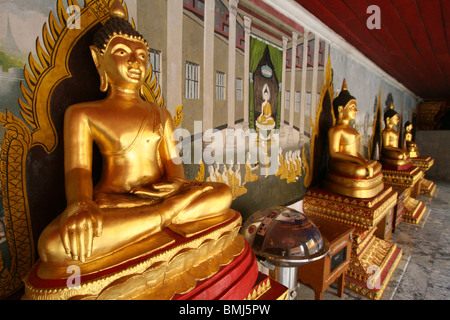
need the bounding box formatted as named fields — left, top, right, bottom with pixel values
left=404, top=121, right=419, bottom=158
left=37, top=3, right=232, bottom=272
left=256, top=84, right=275, bottom=127
left=323, top=80, right=383, bottom=199
left=381, top=103, right=412, bottom=168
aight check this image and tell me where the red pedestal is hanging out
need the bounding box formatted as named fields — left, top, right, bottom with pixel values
left=382, top=161, right=414, bottom=171
left=173, top=240, right=259, bottom=300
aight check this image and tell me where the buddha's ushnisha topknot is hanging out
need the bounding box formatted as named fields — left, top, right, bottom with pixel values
left=332, top=79, right=356, bottom=118
left=92, top=0, right=149, bottom=53
left=110, top=0, right=127, bottom=19
left=384, top=102, right=398, bottom=124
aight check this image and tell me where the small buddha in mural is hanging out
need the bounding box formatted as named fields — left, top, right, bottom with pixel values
left=256, top=84, right=275, bottom=127
left=285, top=151, right=297, bottom=184
left=323, top=80, right=383, bottom=199
left=37, top=2, right=232, bottom=271
left=381, top=103, right=411, bottom=167
left=227, top=162, right=247, bottom=199
left=404, top=121, right=419, bottom=158
left=206, top=165, right=217, bottom=182
left=244, top=152, right=259, bottom=184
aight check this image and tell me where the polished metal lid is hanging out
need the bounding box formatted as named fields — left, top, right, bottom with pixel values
left=241, top=206, right=329, bottom=267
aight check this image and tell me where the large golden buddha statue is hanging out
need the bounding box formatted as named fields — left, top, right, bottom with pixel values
left=381, top=103, right=412, bottom=169
left=323, top=80, right=383, bottom=199
left=37, top=2, right=232, bottom=274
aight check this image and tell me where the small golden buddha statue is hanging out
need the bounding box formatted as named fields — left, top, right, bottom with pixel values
left=37, top=2, right=232, bottom=275
left=381, top=104, right=412, bottom=168
left=323, top=80, right=383, bottom=199
left=404, top=121, right=419, bottom=158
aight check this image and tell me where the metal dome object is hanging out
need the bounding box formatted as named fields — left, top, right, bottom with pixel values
left=241, top=206, right=329, bottom=267
left=241, top=206, right=330, bottom=299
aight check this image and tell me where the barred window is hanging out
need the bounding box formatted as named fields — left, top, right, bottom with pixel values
left=319, top=40, right=325, bottom=67
left=215, top=0, right=229, bottom=37
left=286, top=48, right=292, bottom=68
left=183, top=0, right=205, bottom=18
left=285, top=90, right=290, bottom=109
left=236, top=78, right=243, bottom=101
left=149, top=49, right=161, bottom=85
left=216, top=71, right=226, bottom=100
left=295, top=91, right=301, bottom=112
left=306, top=92, right=312, bottom=116
left=307, top=40, right=314, bottom=67
left=296, top=43, right=303, bottom=68
left=185, top=61, right=199, bottom=99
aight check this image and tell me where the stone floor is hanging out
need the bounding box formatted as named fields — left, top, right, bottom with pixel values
left=295, top=180, right=450, bottom=300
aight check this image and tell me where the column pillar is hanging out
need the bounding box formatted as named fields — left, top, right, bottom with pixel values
left=288, top=32, right=298, bottom=141
left=227, top=0, right=239, bottom=130
left=203, top=0, right=215, bottom=132
left=311, top=34, right=320, bottom=124
left=243, top=16, right=252, bottom=130
left=166, top=0, right=183, bottom=115
left=280, top=36, right=288, bottom=131
left=300, top=28, right=309, bottom=135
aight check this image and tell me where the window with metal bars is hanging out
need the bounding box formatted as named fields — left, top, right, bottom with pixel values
left=216, top=71, right=226, bottom=100
left=185, top=61, right=200, bottom=99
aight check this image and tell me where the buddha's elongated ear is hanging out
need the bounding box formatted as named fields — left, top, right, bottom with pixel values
left=337, top=105, right=344, bottom=117
left=90, top=45, right=101, bottom=68
left=90, top=45, right=109, bottom=92
left=386, top=116, right=390, bottom=122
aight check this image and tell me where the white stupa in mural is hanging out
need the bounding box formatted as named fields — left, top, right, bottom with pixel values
left=2, top=14, right=21, bottom=56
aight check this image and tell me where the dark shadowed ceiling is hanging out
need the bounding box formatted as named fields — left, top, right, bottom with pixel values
left=293, top=0, right=450, bottom=100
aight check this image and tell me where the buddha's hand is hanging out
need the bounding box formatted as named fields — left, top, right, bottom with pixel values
left=360, top=158, right=374, bottom=177
left=131, top=178, right=187, bottom=199
left=366, top=165, right=374, bottom=177
left=59, top=201, right=103, bottom=262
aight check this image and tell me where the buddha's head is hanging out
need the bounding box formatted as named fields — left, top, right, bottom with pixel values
left=90, top=0, right=150, bottom=93
left=262, top=84, right=270, bottom=101
left=333, top=79, right=357, bottom=121
left=404, top=121, right=413, bottom=132
left=384, top=103, right=399, bottom=126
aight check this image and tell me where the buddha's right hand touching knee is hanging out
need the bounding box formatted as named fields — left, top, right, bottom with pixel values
left=365, top=162, right=374, bottom=178
left=59, top=201, right=103, bottom=263
left=356, top=155, right=374, bottom=178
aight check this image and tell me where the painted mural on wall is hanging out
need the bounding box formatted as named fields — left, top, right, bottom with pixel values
left=183, top=33, right=309, bottom=220
left=0, top=0, right=57, bottom=119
